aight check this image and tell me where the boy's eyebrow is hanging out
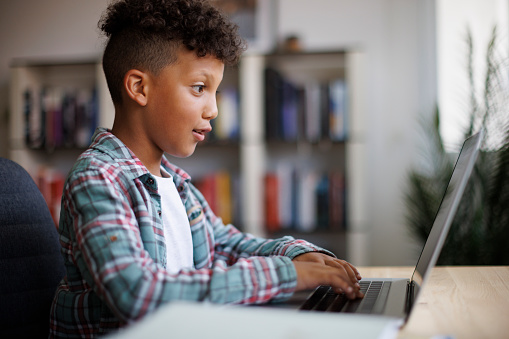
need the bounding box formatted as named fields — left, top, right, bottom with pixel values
left=192, top=69, right=223, bottom=83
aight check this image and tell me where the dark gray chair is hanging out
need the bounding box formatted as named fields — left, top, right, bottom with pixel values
left=0, top=157, right=65, bottom=338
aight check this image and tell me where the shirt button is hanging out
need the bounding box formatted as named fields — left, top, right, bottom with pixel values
left=158, top=211, right=162, bottom=217
left=147, top=178, right=154, bottom=185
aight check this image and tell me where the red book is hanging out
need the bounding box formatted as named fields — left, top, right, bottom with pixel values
left=195, top=175, right=217, bottom=214
left=264, top=173, right=280, bottom=232
left=215, top=171, right=233, bottom=225
left=50, top=172, right=64, bottom=227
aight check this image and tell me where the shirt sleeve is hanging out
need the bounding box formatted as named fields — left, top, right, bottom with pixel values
left=65, top=166, right=298, bottom=325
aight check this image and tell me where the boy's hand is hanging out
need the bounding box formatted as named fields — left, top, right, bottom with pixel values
left=292, top=252, right=364, bottom=299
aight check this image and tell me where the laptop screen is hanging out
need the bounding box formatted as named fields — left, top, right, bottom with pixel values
left=411, top=130, right=483, bottom=288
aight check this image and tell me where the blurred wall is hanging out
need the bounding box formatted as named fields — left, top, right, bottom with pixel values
left=0, top=0, right=437, bottom=265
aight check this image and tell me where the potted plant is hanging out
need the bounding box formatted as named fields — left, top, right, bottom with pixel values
left=406, top=27, right=509, bottom=265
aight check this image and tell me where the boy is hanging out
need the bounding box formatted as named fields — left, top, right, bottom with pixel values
left=49, top=0, right=363, bottom=337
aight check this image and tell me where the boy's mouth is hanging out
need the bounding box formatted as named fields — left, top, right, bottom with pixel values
left=192, top=128, right=211, bottom=141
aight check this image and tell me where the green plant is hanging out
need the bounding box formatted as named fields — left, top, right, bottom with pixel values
left=406, top=27, right=509, bottom=265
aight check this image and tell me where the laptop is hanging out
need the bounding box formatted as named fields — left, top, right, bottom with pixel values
left=264, top=130, right=483, bottom=322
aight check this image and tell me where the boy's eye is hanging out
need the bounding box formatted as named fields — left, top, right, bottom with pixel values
left=192, top=85, right=205, bottom=93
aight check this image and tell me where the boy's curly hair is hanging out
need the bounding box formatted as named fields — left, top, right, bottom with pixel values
left=99, top=0, right=246, bottom=104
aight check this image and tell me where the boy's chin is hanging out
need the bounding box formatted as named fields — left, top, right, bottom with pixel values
left=166, top=146, right=197, bottom=159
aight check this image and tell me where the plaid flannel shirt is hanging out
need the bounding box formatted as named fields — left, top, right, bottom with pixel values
left=49, top=128, right=330, bottom=338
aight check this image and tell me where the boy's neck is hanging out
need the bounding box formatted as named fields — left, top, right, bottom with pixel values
left=111, top=119, right=163, bottom=177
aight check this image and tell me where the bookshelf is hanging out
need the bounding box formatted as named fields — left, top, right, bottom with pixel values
left=8, top=51, right=366, bottom=260
left=238, top=51, right=366, bottom=257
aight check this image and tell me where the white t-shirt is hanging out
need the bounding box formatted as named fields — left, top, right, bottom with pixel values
left=154, top=171, right=194, bottom=274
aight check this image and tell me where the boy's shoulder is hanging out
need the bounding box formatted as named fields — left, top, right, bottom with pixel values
left=68, top=128, right=148, bottom=182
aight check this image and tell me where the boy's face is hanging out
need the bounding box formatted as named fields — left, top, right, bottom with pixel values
left=145, top=48, right=224, bottom=158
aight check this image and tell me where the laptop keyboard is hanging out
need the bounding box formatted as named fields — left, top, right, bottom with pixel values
left=299, top=281, right=391, bottom=314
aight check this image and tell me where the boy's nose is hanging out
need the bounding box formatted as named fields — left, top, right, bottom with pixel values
left=204, top=95, right=218, bottom=120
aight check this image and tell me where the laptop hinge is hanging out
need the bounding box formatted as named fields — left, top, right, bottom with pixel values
left=405, top=281, right=415, bottom=317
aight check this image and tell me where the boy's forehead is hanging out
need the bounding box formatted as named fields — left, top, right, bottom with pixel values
left=174, top=48, right=224, bottom=69
left=157, top=48, right=224, bottom=82
left=175, top=47, right=222, bottom=64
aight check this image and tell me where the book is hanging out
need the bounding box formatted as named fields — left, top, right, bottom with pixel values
left=304, top=82, right=321, bottom=142
left=215, top=171, right=233, bottom=225
left=296, top=170, right=319, bottom=232
left=276, top=164, right=294, bottom=229
left=75, top=89, right=94, bottom=148
left=264, top=173, right=280, bottom=232
left=329, top=171, right=346, bottom=230
left=214, top=87, right=239, bottom=141
left=62, top=91, right=77, bottom=147
left=36, top=166, right=64, bottom=227
left=281, top=80, right=299, bottom=141
left=195, top=175, right=217, bottom=214
left=329, top=79, right=348, bottom=141
left=264, top=67, right=283, bottom=140
left=315, top=174, right=330, bottom=229
left=319, top=83, right=330, bottom=140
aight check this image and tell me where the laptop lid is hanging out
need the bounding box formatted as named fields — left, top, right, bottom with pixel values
left=410, top=130, right=483, bottom=292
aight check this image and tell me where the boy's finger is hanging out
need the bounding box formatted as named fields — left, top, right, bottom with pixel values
left=328, top=264, right=359, bottom=295
left=337, top=259, right=363, bottom=280
left=330, top=275, right=357, bottom=299
left=346, top=261, right=363, bottom=280
left=326, top=259, right=359, bottom=285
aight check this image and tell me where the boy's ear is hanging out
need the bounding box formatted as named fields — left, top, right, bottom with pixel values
left=123, top=69, right=148, bottom=107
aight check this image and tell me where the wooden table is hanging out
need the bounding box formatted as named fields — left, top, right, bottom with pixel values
left=358, top=266, right=509, bottom=339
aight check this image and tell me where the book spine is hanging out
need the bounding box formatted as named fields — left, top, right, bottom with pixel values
left=36, top=166, right=64, bottom=227
left=212, top=87, right=239, bottom=141
left=264, top=173, right=280, bottom=232
left=215, top=171, right=233, bottom=225
left=264, top=68, right=283, bottom=141
left=329, top=79, right=348, bottom=141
